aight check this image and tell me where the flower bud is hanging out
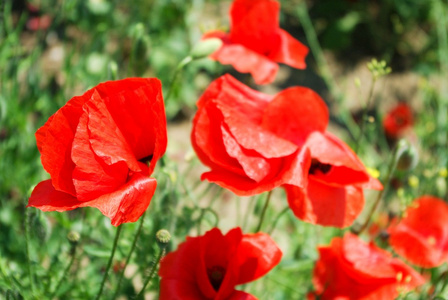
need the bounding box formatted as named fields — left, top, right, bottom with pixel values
left=190, top=38, right=223, bottom=60
left=67, top=231, right=80, bottom=246
left=396, top=140, right=418, bottom=171
left=156, top=229, right=171, bottom=247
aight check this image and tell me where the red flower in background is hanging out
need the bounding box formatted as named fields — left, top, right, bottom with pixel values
left=311, top=233, right=425, bottom=300
left=388, top=196, right=448, bottom=268
left=191, top=74, right=326, bottom=196
left=28, top=78, right=167, bottom=226
left=383, top=103, right=414, bottom=138
left=158, top=227, right=282, bottom=300
left=203, top=0, right=308, bottom=85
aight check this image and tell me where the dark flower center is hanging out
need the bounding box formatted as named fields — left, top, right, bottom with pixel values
left=139, top=154, right=153, bottom=165
left=309, top=159, right=332, bottom=175
left=207, top=266, right=226, bottom=291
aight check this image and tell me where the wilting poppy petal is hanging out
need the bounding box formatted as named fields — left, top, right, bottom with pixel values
left=388, top=196, right=448, bottom=268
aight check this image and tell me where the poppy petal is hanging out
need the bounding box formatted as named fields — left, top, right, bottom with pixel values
left=228, top=290, right=258, bottom=300
left=268, top=29, right=308, bottom=69
left=261, top=88, right=329, bottom=147
left=71, top=106, right=129, bottom=202
left=84, top=90, right=142, bottom=172
left=38, top=92, right=92, bottom=195
left=82, top=173, right=157, bottom=226
left=286, top=178, right=364, bottom=227
left=211, top=43, right=279, bottom=85
left=93, top=78, right=167, bottom=174
left=212, top=75, right=298, bottom=158
left=229, top=0, right=280, bottom=56
left=388, top=196, right=448, bottom=268
left=27, top=180, right=83, bottom=211
left=159, top=279, right=206, bottom=300
left=236, top=232, right=282, bottom=285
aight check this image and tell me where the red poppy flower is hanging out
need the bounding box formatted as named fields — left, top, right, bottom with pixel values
left=158, top=227, right=282, bottom=299
left=203, top=0, right=308, bottom=85
left=28, top=78, right=167, bottom=226
left=192, top=74, right=381, bottom=227
left=191, top=74, right=326, bottom=197
left=284, top=132, right=383, bottom=227
left=388, top=196, right=448, bottom=268
left=312, top=233, right=425, bottom=300
left=383, top=103, right=414, bottom=138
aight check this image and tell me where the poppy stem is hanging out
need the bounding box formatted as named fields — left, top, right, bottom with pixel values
left=268, top=206, right=290, bottom=235
left=354, top=77, right=377, bottom=154
left=352, top=145, right=400, bottom=235
left=112, top=211, right=147, bottom=300
left=135, top=245, right=166, bottom=299
left=50, top=244, right=77, bottom=298
left=95, top=224, right=123, bottom=300
left=255, top=191, right=273, bottom=232
left=24, top=208, right=35, bottom=295
left=164, top=56, right=193, bottom=104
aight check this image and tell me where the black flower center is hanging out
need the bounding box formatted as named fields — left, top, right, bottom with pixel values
left=207, top=266, right=226, bottom=291
left=139, top=154, right=153, bottom=165
left=309, top=159, right=332, bottom=175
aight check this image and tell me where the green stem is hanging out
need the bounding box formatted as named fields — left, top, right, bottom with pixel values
left=243, top=196, right=257, bottom=231
left=268, top=206, right=290, bottom=235
left=25, top=209, right=35, bottom=296
left=255, top=191, right=273, bottom=232
left=112, top=212, right=147, bottom=299
left=50, top=247, right=77, bottom=298
left=164, top=56, right=192, bottom=104
left=354, top=78, right=377, bottom=153
left=352, top=145, right=400, bottom=235
left=136, top=247, right=166, bottom=299
left=95, top=225, right=123, bottom=300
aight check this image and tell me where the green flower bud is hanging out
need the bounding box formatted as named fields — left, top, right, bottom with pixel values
left=190, top=38, right=223, bottom=60
left=156, top=229, right=171, bottom=246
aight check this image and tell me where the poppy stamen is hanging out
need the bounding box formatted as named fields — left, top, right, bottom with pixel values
left=207, top=266, right=226, bottom=291
left=309, top=159, right=332, bottom=175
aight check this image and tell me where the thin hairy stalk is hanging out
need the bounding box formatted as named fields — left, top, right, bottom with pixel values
left=352, top=145, right=399, bottom=235
left=268, top=206, right=290, bottom=235
left=50, top=248, right=77, bottom=298
left=24, top=209, right=35, bottom=295
left=255, top=191, right=273, bottom=232
left=112, top=212, right=147, bottom=299
left=135, top=247, right=166, bottom=299
left=354, top=78, right=377, bottom=153
left=95, top=225, right=123, bottom=300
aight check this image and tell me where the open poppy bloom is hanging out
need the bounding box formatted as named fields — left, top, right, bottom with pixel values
left=311, top=233, right=425, bottom=300
left=388, top=196, right=448, bottom=268
left=28, top=78, right=167, bottom=226
left=203, top=0, right=308, bottom=85
left=158, top=227, right=282, bottom=299
left=283, top=132, right=383, bottom=227
left=192, top=74, right=381, bottom=227
left=191, top=74, right=326, bottom=197
left=383, top=103, right=414, bottom=139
